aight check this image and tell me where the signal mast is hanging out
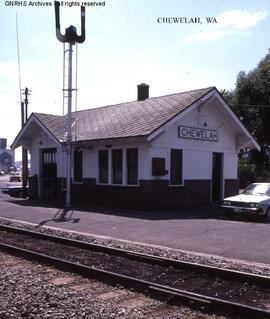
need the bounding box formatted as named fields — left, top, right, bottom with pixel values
left=54, top=1, right=86, bottom=208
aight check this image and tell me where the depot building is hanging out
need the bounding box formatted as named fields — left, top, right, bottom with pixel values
left=11, top=84, right=259, bottom=209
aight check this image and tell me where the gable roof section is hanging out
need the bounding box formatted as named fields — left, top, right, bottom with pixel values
left=11, top=86, right=259, bottom=150
left=11, top=113, right=68, bottom=149
left=34, top=113, right=74, bottom=142
left=34, top=87, right=214, bottom=144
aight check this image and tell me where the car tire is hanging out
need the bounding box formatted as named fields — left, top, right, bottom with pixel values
left=265, top=207, right=270, bottom=222
left=224, top=208, right=233, bottom=216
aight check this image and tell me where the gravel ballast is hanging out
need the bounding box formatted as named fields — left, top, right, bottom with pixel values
left=0, top=251, right=231, bottom=319
left=0, top=227, right=270, bottom=311
left=0, top=218, right=269, bottom=276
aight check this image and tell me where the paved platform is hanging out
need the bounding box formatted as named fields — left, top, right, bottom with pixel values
left=0, top=196, right=270, bottom=266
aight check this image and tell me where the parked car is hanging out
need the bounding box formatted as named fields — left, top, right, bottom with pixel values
left=9, top=173, right=21, bottom=182
left=8, top=167, right=17, bottom=174
left=221, top=183, right=270, bottom=221
left=1, top=186, right=28, bottom=198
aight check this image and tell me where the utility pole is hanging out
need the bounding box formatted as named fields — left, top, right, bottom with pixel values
left=54, top=1, right=85, bottom=209
left=24, top=87, right=29, bottom=120
left=21, top=87, right=30, bottom=198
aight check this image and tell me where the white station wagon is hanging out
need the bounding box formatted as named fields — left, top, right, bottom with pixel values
left=221, top=183, right=270, bottom=221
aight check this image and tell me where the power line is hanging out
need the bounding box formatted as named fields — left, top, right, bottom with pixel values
left=15, top=13, right=22, bottom=104
left=229, top=104, right=270, bottom=108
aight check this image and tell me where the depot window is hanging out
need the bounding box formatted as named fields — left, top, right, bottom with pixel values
left=126, top=148, right=138, bottom=185
left=74, top=149, right=83, bottom=183
left=98, top=148, right=139, bottom=186
left=99, top=150, right=108, bottom=183
left=170, top=149, right=183, bottom=185
left=112, top=149, right=123, bottom=184
left=42, top=148, right=57, bottom=164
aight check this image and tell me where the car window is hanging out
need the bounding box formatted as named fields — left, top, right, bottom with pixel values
left=243, top=184, right=270, bottom=195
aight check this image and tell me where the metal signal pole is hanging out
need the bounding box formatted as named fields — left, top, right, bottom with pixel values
left=66, top=42, right=73, bottom=208
left=54, top=1, right=85, bottom=209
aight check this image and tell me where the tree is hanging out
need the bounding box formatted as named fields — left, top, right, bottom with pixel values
left=222, top=52, right=270, bottom=177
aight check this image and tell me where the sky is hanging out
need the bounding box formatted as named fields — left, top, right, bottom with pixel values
left=0, top=0, right=270, bottom=160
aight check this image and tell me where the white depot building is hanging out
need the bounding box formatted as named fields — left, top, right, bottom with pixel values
left=11, top=85, right=259, bottom=208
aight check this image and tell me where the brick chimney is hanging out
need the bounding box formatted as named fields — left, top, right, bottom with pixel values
left=137, top=83, right=149, bottom=101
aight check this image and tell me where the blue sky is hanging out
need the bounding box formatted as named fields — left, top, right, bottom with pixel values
left=0, top=0, right=270, bottom=159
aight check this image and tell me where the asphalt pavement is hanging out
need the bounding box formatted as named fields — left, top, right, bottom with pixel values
left=0, top=175, right=270, bottom=266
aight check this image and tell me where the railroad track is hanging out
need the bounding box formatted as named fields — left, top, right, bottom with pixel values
left=0, top=223, right=269, bottom=319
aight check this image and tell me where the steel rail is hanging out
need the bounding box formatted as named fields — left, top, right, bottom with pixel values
left=0, top=223, right=269, bottom=287
left=0, top=241, right=270, bottom=319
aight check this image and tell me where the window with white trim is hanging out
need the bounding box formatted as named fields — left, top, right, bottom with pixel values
left=170, top=149, right=183, bottom=185
left=73, top=149, right=83, bottom=182
left=112, top=149, right=123, bottom=184
left=99, top=150, right=108, bottom=183
left=98, top=148, right=139, bottom=186
left=126, top=148, right=138, bottom=185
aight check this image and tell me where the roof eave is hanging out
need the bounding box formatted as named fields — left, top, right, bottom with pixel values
left=71, top=135, right=149, bottom=148
left=215, top=91, right=260, bottom=152
left=11, top=114, right=35, bottom=150
left=11, top=113, right=62, bottom=150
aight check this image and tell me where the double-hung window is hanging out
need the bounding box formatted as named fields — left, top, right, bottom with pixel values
left=126, top=148, right=138, bottom=185
left=99, top=150, right=108, bottom=183
left=98, top=148, right=139, bottom=185
left=112, top=149, right=123, bottom=184
left=74, top=149, right=83, bottom=182
left=170, top=149, right=183, bottom=185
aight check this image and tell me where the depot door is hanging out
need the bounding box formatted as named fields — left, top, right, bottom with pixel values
left=212, top=152, right=223, bottom=201
left=41, top=148, right=57, bottom=199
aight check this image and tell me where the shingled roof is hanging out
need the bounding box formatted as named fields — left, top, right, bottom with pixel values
left=33, top=112, right=72, bottom=142
left=33, top=87, right=215, bottom=143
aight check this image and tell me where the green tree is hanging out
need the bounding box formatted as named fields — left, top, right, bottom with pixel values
left=222, top=52, right=270, bottom=177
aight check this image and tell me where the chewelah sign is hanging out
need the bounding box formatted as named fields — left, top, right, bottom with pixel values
left=178, top=126, right=219, bottom=142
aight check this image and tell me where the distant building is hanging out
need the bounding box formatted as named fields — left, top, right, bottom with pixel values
left=0, top=138, right=15, bottom=172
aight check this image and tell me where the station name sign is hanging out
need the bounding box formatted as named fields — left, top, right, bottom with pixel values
left=178, top=126, right=219, bottom=142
